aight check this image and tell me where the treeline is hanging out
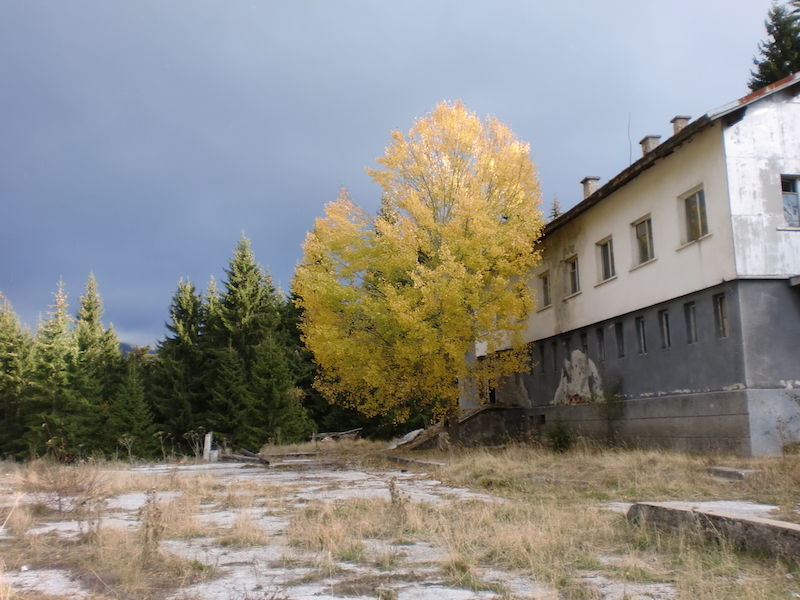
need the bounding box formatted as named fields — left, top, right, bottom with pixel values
left=0, top=237, right=420, bottom=462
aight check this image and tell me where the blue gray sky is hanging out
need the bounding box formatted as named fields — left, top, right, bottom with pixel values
left=0, top=0, right=776, bottom=346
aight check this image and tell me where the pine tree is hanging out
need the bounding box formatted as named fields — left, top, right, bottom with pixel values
left=749, top=2, right=800, bottom=91
left=23, top=282, right=96, bottom=461
left=152, top=279, right=208, bottom=441
left=204, top=346, right=262, bottom=448
left=108, top=357, right=155, bottom=459
left=213, top=236, right=280, bottom=373
left=549, top=197, right=562, bottom=221
left=249, top=331, right=312, bottom=444
left=73, top=273, right=123, bottom=453
left=0, top=293, right=33, bottom=457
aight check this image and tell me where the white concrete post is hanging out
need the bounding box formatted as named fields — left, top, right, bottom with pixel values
left=203, top=432, right=213, bottom=462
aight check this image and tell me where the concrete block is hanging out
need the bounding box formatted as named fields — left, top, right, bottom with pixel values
left=706, top=466, right=763, bottom=480
left=628, top=501, right=800, bottom=559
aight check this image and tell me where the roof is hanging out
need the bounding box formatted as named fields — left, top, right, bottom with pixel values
left=544, top=72, right=800, bottom=236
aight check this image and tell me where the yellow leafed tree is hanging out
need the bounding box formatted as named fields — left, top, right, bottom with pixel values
left=294, top=101, right=543, bottom=423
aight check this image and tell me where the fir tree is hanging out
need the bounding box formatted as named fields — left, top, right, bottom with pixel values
left=549, top=197, right=562, bottom=221
left=108, top=357, right=155, bottom=459
left=23, top=282, right=97, bottom=461
left=204, top=346, right=262, bottom=448
left=0, top=293, right=33, bottom=457
left=73, top=273, right=123, bottom=452
left=249, top=331, right=312, bottom=444
left=749, top=2, right=800, bottom=91
left=152, top=279, right=208, bottom=441
left=213, top=235, right=280, bottom=374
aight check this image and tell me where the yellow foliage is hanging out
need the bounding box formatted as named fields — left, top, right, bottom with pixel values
left=294, top=101, right=543, bottom=422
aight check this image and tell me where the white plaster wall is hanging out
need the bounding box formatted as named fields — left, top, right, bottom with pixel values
left=523, top=122, right=736, bottom=343
left=725, top=92, right=800, bottom=277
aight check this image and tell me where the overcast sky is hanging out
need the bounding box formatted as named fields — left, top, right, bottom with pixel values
left=0, top=0, right=777, bottom=347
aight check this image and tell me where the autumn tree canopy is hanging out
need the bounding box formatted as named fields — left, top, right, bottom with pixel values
left=294, top=101, right=543, bottom=422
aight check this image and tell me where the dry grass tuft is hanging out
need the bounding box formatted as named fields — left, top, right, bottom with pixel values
left=217, top=511, right=271, bottom=547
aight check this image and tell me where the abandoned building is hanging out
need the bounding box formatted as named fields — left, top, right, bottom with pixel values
left=464, top=73, right=800, bottom=456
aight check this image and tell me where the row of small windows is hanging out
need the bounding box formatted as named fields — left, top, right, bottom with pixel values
left=536, top=294, right=728, bottom=372
left=539, top=188, right=708, bottom=306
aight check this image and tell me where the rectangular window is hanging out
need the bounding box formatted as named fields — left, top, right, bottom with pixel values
left=615, top=322, right=625, bottom=358
left=597, top=238, right=615, bottom=281
left=551, top=341, right=558, bottom=372
left=539, top=345, right=545, bottom=373
left=684, top=189, right=709, bottom=241
left=783, top=177, right=799, bottom=227
left=635, top=316, right=647, bottom=354
left=714, top=294, right=728, bottom=338
left=684, top=302, right=698, bottom=344
left=540, top=272, right=552, bottom=307
left=634, top=217, right=654, bottom=264
left=580, top=332, right=588, bottom=354
left=596, top=328, right=605, bottom=362
left=564, top=337, right=572, bottom=356
left=567, top=256, right=580, bottom=295
left=658, top=310, right=671, bottom=349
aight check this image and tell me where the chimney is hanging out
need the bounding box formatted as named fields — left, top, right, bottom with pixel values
left=670, top=115, right=691, bottom=135
left=581, top=176, right=600, bottom=198
left=639, top=135, right=661, bottom=156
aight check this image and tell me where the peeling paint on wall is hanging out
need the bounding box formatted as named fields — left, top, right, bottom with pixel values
left=552, top=350, right=603, bottom=405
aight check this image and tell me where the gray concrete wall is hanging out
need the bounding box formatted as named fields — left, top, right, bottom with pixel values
left=489, top=279, right=800, bottom=455
left=514, top=281, right=747, bottom=407
left=530, top=391, right=751, bottom=454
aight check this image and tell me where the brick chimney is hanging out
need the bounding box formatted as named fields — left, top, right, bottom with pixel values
left=581, top=176, right=600, bottom=198
left=670, top=115, right=691, bottom=135
left=639, top=135, right=661, bottom=156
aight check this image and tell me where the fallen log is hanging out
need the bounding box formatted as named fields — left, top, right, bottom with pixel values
left=218, top=449, right=269, bottom=465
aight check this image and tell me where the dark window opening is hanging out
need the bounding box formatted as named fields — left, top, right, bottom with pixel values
left=635, top=316, right=647, bottom=354
left=615, top=322, right=625, bottom=358
left=684, top=302, right=698, bottom=344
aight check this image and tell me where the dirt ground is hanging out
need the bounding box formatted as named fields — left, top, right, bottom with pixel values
left=4, top=454, right=779, bottom=600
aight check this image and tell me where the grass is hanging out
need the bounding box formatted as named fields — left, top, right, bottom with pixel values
left=1, top=443, right=799, bottom=599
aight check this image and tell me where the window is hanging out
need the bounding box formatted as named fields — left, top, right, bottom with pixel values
left=783, top=177, right=799, bottom=227
left=635, top=317, right=647, bottom=354
left=684, top=302, right=698, bottom=344
left=564, top=337, right=572, bottom=356
left=580, top=332, right=588, bottom=354
left=634, top=217, right=654, bottom=264
left=658, top=310, right=671, bottom=349
left=615, top=322, right=625, bottom=358
left=551, top=341, right=558, bottom=371
left=566, top=256, right=580, bottom=295
left=539, top=345, right=546, bottom=373
left=684, top=189, right=708, bottom=241
left=714, top=294, right=728, bottom=338
left=596, top=328, right=605, bottom=362
left=597, top=237, right=615, bottom=281
left=540, top=272, right=551, bottom=307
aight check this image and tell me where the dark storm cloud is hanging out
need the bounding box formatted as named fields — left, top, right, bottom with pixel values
left=0, top=0, right=774, bottom=345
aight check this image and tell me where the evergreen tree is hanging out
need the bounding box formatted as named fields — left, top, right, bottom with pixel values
left=213, top=236, right=280, bottom=373
left=152, top=279, right=208, bottom=441
left=23, top=282, right=98, bottom=461
left=73, top=273, right=123, bottom=453
left=749, top=2, right=800, bottom=91
left=249, top=331, right=313, bottom=444
left=549, top=197, right=562, bottom=221
left=0, top=293, right=33, bottom=457
left=204, top=346, right=262, bottom=448
left=108, top=356, right=155, bottom=459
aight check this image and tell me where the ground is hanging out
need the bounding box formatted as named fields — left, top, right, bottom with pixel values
left=1, top=444, right=799, bottom=599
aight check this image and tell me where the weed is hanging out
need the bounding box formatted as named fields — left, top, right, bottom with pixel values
left=545, top=417, right=574, bottom=453
left=138, top=487, right=164, bottom=566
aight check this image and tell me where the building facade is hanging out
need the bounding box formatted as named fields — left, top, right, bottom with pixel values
left=486, top=74, right=800, bottom=456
